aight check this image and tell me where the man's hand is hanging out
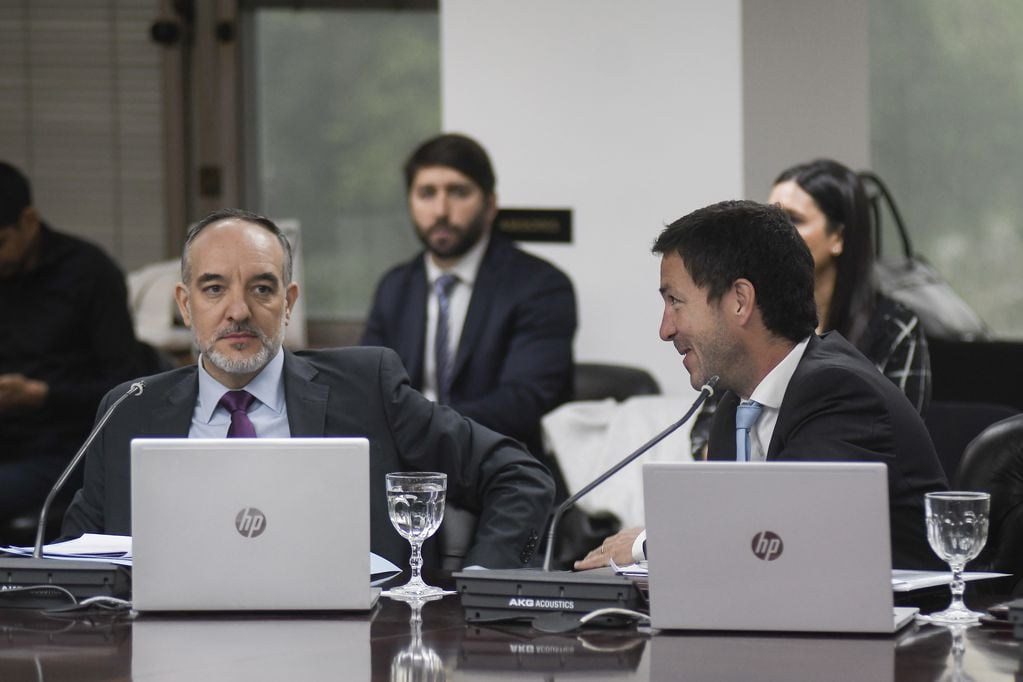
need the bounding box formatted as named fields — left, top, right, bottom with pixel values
left=0, top=374, right=48, bottom=411
left=574, top=527, right=643, bottom=570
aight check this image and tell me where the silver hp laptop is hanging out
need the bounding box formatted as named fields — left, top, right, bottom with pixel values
left=131, top=437, right=376, bottom=611
left=643, top=461, right=917, bottom=633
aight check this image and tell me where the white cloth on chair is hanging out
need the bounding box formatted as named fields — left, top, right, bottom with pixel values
left=542, top=395, right=695, bottom=528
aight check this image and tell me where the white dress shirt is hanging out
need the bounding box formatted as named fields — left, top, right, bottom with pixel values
left=743, top=336, right=811, bottom=461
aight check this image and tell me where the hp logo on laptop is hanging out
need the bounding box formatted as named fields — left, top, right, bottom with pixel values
left=751, top=530, right=783, bottom=561
left=235, top=507, right=267, bottom=538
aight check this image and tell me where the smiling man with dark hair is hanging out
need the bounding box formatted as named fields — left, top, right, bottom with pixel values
left=577, top=200, right=947, bottom=571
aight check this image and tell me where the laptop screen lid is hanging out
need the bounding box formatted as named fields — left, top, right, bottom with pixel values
left=131, top=437, right=372, bottom=611
left=643, top=461, right=909, bottom=633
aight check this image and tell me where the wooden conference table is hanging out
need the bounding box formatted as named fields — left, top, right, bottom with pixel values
left=0, top=576, right=1020, bottom=681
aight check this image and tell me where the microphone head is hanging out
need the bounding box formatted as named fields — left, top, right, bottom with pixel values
left=131, top=380, right=146, bottom=396
left=701, top=375, right=720, bottom=397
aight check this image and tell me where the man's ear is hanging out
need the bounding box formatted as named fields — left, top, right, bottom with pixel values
left=174, top=282, right=192, bottom=327
left=732, top=278, right=756, bottom=325
left=284, top=282, right=299, bottom=324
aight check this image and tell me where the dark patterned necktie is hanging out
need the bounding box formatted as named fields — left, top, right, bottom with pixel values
left=434, top=273, right=459, bottom=404
left=219, top=390, right=257, bottom=437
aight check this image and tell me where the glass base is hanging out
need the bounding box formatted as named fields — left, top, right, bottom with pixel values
left=916, top=606, right=985, bottom=625
left=382, top=580, right=453, bottom=600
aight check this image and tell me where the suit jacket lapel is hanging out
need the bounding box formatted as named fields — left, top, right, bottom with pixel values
left=707, top=390, right=740, bottom=461
left=283, top=351, right=329, bottom=436
left=150, top=369, right=199, bottom=435
left=401, top=260, right=428, bottom=387
left=454, top=237, right=506, bottom=381
left=764, top=334, right=819, bottom=459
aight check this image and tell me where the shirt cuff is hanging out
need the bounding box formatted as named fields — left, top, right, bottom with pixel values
left=631, top=529, right=647, bottom=563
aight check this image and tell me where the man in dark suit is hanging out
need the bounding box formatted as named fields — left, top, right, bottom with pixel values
left=62, top=208, right=554, bottom=572
left=361, top=134, right=576, bottom=459
left=576, top=200, right=947, bottom=571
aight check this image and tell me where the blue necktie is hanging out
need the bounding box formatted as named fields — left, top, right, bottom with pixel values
left=434, top=273, right=458, bottom=404
left=735, top=400, right=763, bottom=462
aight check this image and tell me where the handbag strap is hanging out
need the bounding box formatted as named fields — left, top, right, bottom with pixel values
left=858, top=170, right=913, bottom=259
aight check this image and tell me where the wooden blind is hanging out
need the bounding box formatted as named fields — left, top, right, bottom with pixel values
left=0, top=0, right=164, bottom=270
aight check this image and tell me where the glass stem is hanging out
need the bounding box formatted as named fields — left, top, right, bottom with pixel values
left=409, top=540, right=424, bottom=585
left=948, top=562, right=966, bottom=610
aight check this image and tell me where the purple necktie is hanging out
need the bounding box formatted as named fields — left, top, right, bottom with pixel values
left=220, top=390, right=257, bottom=438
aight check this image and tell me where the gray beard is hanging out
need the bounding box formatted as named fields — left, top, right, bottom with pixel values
left=191, top=312, right=287, bottom=377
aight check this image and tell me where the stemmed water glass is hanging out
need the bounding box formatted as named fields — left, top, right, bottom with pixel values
left=918, top=491, right=990, bottom=624
left=384, top=472, right=448, bottom=599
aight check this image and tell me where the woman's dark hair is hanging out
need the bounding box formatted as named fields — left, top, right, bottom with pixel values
left=773, top=159, right=875, bottom=344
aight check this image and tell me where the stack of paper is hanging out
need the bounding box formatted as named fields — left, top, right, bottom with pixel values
left=0, top=533, right=132, bottom=566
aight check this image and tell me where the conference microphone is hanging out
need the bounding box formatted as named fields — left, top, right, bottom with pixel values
left=0, top=380, right=144, bottom=608
left=453, top=376, right=719, bottom=627
left=542, top=375, right=719, bottom=571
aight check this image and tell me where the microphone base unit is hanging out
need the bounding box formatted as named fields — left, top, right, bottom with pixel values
left=454, top=568, right=645, bottom=627
left=0, top=557, right=130, bottom=609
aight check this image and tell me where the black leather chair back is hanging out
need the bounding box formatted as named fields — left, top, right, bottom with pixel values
left=925, top=401, right=1019, bottom=482
left=437, top=363, right=662, bottom=571
left=573, top=363, right=660, bottom=402
left=954, top=413, right=1023, bottom=594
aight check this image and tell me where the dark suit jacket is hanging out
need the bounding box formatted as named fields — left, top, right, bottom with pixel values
left=61, top=347, right=555, bottom=571
left=361, top=235, right=576, bottom=456
left=708, top=333, right=948, bottom=570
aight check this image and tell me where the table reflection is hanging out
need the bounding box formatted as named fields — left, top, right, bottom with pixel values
left=132, top=613, right=372, bottom=680
left=0, top=611, right=131, bottom=680
left=650, top=631, right=896, bottom=682
left=390, top=595, right=446, bottom=682
left=0, top=590, right=1019, bottom=681
left=455, top=622, right=648, bottom=679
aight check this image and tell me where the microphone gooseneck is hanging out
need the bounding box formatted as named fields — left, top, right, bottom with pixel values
left=541, top=375, right=719, bottom=571
left=32, top=380, right=145, bottom=559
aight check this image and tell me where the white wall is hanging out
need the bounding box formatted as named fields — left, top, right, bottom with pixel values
left=742, top=0, right=870, bottom=197
left=442, top=0, right=743, bottom=397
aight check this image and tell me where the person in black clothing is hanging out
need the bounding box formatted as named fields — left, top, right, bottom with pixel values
left=0, top=161, right=139, bottom=528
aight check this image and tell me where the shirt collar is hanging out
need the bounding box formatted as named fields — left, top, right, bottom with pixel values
left=424, top=232, right=490, bottom=286
left=195, top=347, right=287, bottom=423
left=748, top=336, right=811, bottom=410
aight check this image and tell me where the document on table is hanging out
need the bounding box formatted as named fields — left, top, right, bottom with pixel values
left=371, top=554, right=401, bottom=586
left=609, top=562, right=1010, bottom=592
left=2, top=533, right=403, bottom=585
left=891, top=569, right=1010, bottom=592
left=610, top=558, right=648, bottom=577
left=0, top=533, right=133, bottom=565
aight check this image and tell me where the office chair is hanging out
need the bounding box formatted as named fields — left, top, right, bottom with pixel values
left=436, top=363, right=662, bottom=571
left=954, top=413, right=1023, bottom=595
left=924, top=400, right=1020, bottom=482
left=573, top=362, right=661, bottom=402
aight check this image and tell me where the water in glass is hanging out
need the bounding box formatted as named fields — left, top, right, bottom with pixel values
left=918, top=491, right=990, bottom=625
left=384, top=472, right=449, bottom=599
